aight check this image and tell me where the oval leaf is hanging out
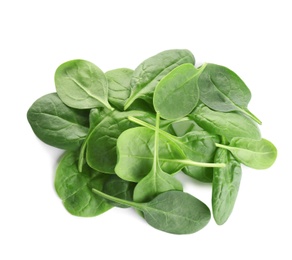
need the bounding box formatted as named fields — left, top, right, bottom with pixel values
left=27, top=93, right=89, bottom=150
left=217, top=137, right=277, bottom=169
left=55, top=59, right=112, bottom=110
left=124, top=49, right=195, bottom=109
left=153, top=63, right=202, bottom=120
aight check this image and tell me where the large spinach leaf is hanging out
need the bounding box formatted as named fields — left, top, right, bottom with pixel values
left=93, top=189, right=211, bottom=235
left=124, top=49, right=195, bottom=109
left=55, top=59, right=113, bottom=110
left=212, top=148, right=242, bottom=225
left=198, top=63, right=261, bottom=124
left=55, top=151, right=112, bottom=216
left=27, top=93, right=89, bottom=150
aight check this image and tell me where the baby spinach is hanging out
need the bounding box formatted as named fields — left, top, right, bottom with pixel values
left=55, top=151, right=112, bottom=216
left=153, top=63, right=204, bottom=120
left=215, top=137, right=277, bottom=169
left=212, top=147, right=242, bottom=225
left=55, top=59, right=113, bottom=110
left=198, top=63, right=261, bottom=124
left=190, top=104, right=261, bottom=142
left=133, top=113, right=183, bottom=203
left=124, top=49, right=195, bottom=109
left=28, top=49, right=277, bottom=234
left=27, top=93, right=89, bottom=150
left=92, top=189, right=211, bottom=235
left=105, top=68, right=133, bottom=110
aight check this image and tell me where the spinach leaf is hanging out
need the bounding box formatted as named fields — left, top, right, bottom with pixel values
left=198, top=63, right=261, bottom=124
left=55, top=151, right=112, bottom=217
left=55, top=59, right=113, bottom=110
left=115, top=127, right=186, bottom=182
left=212, top=148, right=242, bottom=225
left=128, top=116, right=224, bottom=182
left=153, top=63, right=205, bottom=120
left=124, top=49, right=195, bottom=109
left=103, top=175, right=135, bottom=208
left=86, top=110, right=156, bottom=173
left=92, top=189, right=211, bottom=235
left=27, top=93, right=89, bottom=150
left=190, top=104, right=261, bottom=142
left=133, top=113, right=183, bottom=203
left=105, top=68, right=133, bottom=110
left=216, top=137, right=277, bottom=169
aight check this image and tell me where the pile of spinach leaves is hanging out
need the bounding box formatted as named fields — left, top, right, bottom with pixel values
left=27, top=49, right=277, bottom=234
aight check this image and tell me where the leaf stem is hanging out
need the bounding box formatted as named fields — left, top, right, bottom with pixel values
left=170, top=159, right=226, bottom=168
left=240, top=107, right=262, bottom=125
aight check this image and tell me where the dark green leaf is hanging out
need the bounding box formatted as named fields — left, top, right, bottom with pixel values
left=212, top=148, right=242, bottom=225
left=124, top=49, right=195, bottom=109
left=27, top=93, right=89, bottom=150
left=198, top=63, right=261, bottom=124
left=92, top=189, right=211, bottom=235
left=55, top=151, right=112, bottom=217
left=55, top=59, right=113, bottom=110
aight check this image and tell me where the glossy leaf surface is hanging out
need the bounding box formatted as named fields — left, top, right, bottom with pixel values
left=55, top=59, right=112, bottom=110
left=198, top=63, right=261, bottom=124
left=27, top=93, right=89, bottom=150
left=153, top=63, right=203, bottom=119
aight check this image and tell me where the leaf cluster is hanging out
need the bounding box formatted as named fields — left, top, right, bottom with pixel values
left=27, top=49, right=277, bottom=234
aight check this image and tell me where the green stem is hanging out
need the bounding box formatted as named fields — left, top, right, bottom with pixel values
left=169, top=159, right=225, bottom=168
left=92, top=188, right=143, bottom=210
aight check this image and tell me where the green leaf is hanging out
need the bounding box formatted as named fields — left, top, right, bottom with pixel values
left=27, top=93, right=89, bottom=150
left=55, top=59, right=113, bottom=110
left=92, top=189, right=211, bottom=235
left=154, top=63, right=204, bottom=120
left=115, top=127, right=186, bottom=182
left=55, top=151, right=112, bottom=217
left=216, top=138, right=277, bottom=169
left=212, top=148, right=242, bottom=225
left=133, top=113, right=183, bottom=203
left=103, top=175, right=135, bottom=208
left=105, top=68, right=133, bottom=110
left=198, top=63, right=261, bottom=124
left=85, top=110, right=156, bottom=173
left=190, top=104, right=261, bottom=142
left=124, top=49, right=195, bottom=109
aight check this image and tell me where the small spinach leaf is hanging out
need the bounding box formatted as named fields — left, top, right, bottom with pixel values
left=198, top=63, right=261, bottom=124
left=153, top=63, right=205, bottom=119
left=212, top=148, right=242, bottom=225
left=124, top=49, right=195, bottom=109
left=55, top=151, right=112, bottom=217
left=55, top=59, right=113, bottom=110
left=105, top=68, right=133, bottom=110
left=92, top=189, right=211, bottom=235
left=27, top=93, right=89, bottom=150
left=189, top=104, right=261, bottom=142
left=216, top=137, right=277, bottom=169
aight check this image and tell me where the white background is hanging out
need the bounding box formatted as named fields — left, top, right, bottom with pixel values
left=1, top=0, right=291, bottom=259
